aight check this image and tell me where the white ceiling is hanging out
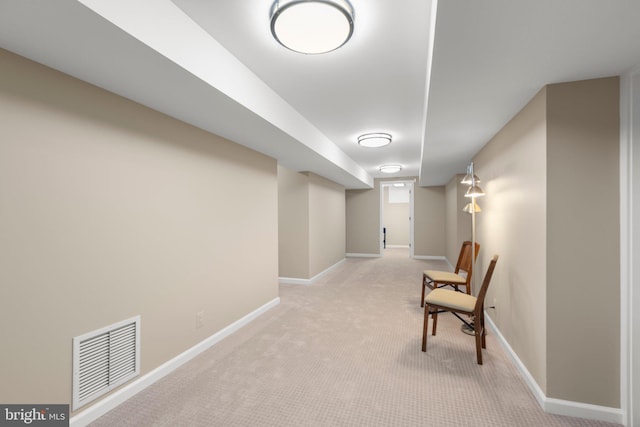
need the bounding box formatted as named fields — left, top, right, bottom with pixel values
left=1, top=0, right=640, bottom=189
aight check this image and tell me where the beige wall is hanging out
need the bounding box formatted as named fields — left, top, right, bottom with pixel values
left=346, top=186, right=380, bottom=255
left=545, top=78, right=620, bottom=406
left=470, top=77, right=620, bottom=408
left=308, top=173, right=346, bottom=277
left=444, top=174, right=472, bottom=265
left=473, top=87, right=548, bottom=393
left=278, top=167, right=345, bottom=279
left=383, top=186, right=410, bottom=246
left=278, top=165, right=309, bottom=278
left=414, top=185, right=446, bottom=257
left=445, top=177, right=458, bottom=263
left=0, top=49, right=279, bottom=411
left=346, top=178, right=446, bottom=257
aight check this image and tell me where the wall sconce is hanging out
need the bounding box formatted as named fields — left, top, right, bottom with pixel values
left=461, top=165, right=480, bottom=185
left=463, top=201, right=482, bottom=214
left=463, top=163, right=485, bottom=197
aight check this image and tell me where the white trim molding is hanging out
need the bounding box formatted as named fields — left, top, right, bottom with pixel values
left=69, top=297, right=280, bottom=427
left=346, top=253, right=380, bottom=258
left=620, top=63, right=640, bottom=427
left=413, top=255, right=447, bottom=261
left=485, top=312, right=623, bottom=425
left=620, top=69, right=632, bottom=427
left=413, top=255, right=454, bottom=270
left=279, top=258, right=346, bottom=285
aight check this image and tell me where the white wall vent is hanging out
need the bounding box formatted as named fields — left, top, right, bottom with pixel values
left=72, top=316, right=140, bottom=410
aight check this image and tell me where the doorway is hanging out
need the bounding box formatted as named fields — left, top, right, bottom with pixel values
left=380, top=180, right=415, bottom=258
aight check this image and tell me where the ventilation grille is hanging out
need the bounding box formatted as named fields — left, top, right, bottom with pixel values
left=72, top=316, right=140, bottom=410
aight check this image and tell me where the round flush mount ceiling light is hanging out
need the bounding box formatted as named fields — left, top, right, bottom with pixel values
left=358, top=133, right=392, bottom=148
left=379, top=165, right=402, bottom=174
left=270, top=0, right=354, bottom=54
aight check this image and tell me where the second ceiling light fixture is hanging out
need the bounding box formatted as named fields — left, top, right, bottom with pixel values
left=358, top=133, right=392, bottom=148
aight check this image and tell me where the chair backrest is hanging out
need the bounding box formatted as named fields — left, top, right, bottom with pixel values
left=474, top=255, right=499, bottom=313
left=455, top=241, right=481, bottom=276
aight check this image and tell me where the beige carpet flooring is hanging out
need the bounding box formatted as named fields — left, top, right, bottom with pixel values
left=90, top=248, right=620, bottom=426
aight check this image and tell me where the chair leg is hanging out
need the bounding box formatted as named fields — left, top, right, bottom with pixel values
left=474, top=316, right=483, bottom=365
left=421, top=274, right=426, bottom=307
left=480, top=312, right=486, bottom=349
left=431, top=311, right=438, bottom=335
left=422, top=304, right=429, bottom=352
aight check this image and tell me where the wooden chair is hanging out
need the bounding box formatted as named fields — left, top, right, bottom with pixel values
left=421, top=255, right=498, bottom=365
left=421, top=241, right=480, bottom=306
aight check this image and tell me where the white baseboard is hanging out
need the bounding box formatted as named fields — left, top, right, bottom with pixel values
left=346, top=253, right=380, bottom=258
left=427, top=256, right=454, bottom=271
left=278, top=276, right=312, bottom=285
left=484, top=312, right=623, bottom=425
left=70, top=297, right=280, bottom=427
left=413, top=255, right=447, bottom=261
left=279, top=258, right=346, bottom=285
left=544, top=398, right=623, bottom=424
left=423, top=256, right=455, bottom=271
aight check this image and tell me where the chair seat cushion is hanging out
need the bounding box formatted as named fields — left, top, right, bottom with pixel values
left=425, top=288, right=477, bottom=312
left=423, top=270, right=467, bottom=284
